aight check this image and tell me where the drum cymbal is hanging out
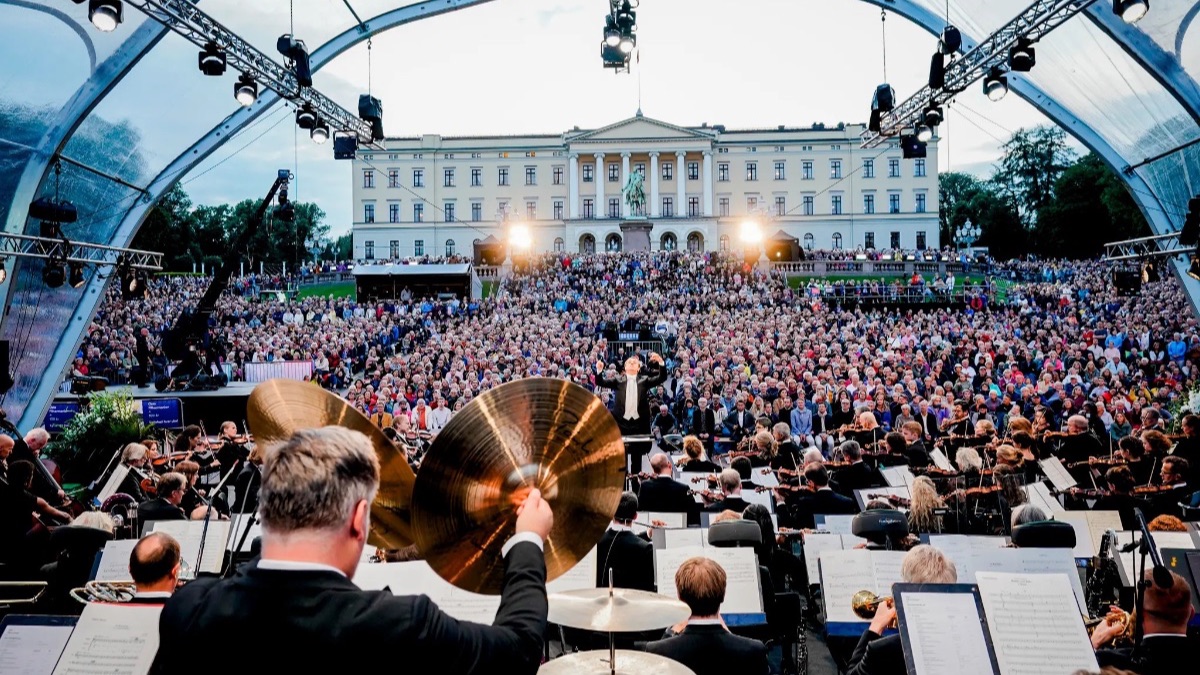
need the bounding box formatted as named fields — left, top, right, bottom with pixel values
left=411, top=378, right=624, bottom=594
left=246, top=378, right=415, bottom=549
left=548, top=588, right=691, bottom=632
left=539, top=650, right=694, bottom=675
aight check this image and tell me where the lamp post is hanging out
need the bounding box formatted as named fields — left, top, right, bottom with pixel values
left=954, top=219, right=980, bottom=251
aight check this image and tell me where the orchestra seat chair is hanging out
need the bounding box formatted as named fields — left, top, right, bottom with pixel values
left=852, top=509, right=910, bottom=550
left=1011, top=520, right=1077, bottom=549
left=707, top=520, right=763, bottom=548
left=40, top=525, right=113, bottom=613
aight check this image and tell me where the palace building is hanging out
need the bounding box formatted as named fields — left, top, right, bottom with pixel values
left=350, top=113, right=939, bottom=259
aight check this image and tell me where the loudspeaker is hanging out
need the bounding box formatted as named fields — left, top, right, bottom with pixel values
left=0, top=340, right=11, bottom=394
left=29, top=197, right=77, bottom=223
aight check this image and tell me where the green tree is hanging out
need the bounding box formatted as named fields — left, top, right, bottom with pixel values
left=937, top=172, right=1026, bottom=259
left=333, top=233, right=352, bottom=260
left=991, top=125, right=1076, bottom=228
left=133, top=184, right=195, bottom=270
left=939, top=172, right=985, bottom=244
left=1035, top=153, right=1149, bottom=258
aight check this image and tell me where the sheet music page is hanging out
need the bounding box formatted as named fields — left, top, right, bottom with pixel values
left=1114, top=531, right=1199, bottom=586
left=149, top=520, right=230, bottom=575
left=801, top=532, right=847, bottom=581
left=975, top=572, right=1098, bottom=675
left=1083, top=511, right=1123, bottom=553
left=94, top=540, right=137, bottom=581
left=925, top=536, right=1009, bottom=584
left=929, top=448, right=953, bottom=472
left=631, top=511, right=687, bottom=535
left=655, top=546, right=762, bottom=614
left=855, top=486, right=910, bottom=511
left=881, top=465, right=916, bottom=490
left=751, top=468, right=780, bottom=488
left=870, top=551, right=906, bottom=592
left=352, top=562, right=501, bottom=623
left=547, top=547, right=597, bottom=594
left=1054, top=513, right=1100, bottom=559
left=0, top=625, right=73, bottom=675
left=899, top=592, right=996, bottom=675
left=52, top=603, right=161, bottom=675
left=741, top=489, right=774, bottom=511
left=819, top=550, right=907, bottom=623
left=1037, top=457, right=1077, bottom=491
left=224, top=516, right=261, bottom=553
left=663, top=528, right=706, bottom=549
left=1022, top=482, right=1064, bottom=516
left=97, top=464, right=130, bottom=503
left=814, top=514, right=856, bottom=534
left=967, top=549, right=1087, bottom=614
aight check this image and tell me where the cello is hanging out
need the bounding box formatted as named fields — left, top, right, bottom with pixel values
left=0, top=414, right=87, bottom=517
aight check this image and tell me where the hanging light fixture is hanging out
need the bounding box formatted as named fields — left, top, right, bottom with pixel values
left=198, top=41, right=227, bottom=76
left=983, top=67, right=1008, bottom=101
left=68, top=262, right=87, bottom=289
left=295, top=104, right=317, bottom=130
left=311, top=119, right=330, bottom=144
left=88, top=0, right=123, bottom=32
left=1113, top=0, right=1149, bottom=24
left=234, top=74, right=258, bottom=106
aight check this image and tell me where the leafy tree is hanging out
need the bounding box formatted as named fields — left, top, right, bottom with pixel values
left=134, top=184, right=195, bottom=270
left=1035, top=153, right=1148, bottom=258
left=991, top=126, right=1076, bottom=228
left=937, top=172, right=1026, bottom=259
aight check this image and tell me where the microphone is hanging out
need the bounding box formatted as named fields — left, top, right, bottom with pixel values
left=1132, top=507, right=1174, bottom=588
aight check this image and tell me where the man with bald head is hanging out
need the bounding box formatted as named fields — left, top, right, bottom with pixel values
left=1059, top=413, right=1106, bottom=467
left=636, top=453, right=696, bottom=517
left=129, top=531, right=182, bottom=603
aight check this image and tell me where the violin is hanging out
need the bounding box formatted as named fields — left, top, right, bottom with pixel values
left=947, top=485, right=1002, bottom=500
left=1132, top=483, right=1186, bottom=495
left=912, top=466, right=958, bottom=478
left=867, top=493, right=912, bottom=508
left=152, top=451, right=191, bottom=468
left=1067, top=457, right=1129, bottom=470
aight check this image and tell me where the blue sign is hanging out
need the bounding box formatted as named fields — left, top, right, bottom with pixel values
left=45, top=402, right=81, bottom=433
left=142, top=399, right=183, bottom=429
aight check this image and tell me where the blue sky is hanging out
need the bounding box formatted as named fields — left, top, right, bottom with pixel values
left=5, top=0, right=1062, bottom=237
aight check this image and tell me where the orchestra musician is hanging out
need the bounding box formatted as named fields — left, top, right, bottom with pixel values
left=1171, top=414, right=1200, bottom=485
left=117, top=443, right=153, bottom=502
left=215, top=420, right=250, bottom=469
left=128, top=532, right=183, bottom=604
left=1054, top=414, right=1106, bottom=466
left=1148, top=456, right=1191, bottom=519
left=137, top=473, right=188, bottom=523
left=636, top=453, right=698, bottom=517
left=151, top=427, right=554, bottom=675
left=848, top=411, right=885, bottom=450
left=898, top=421, right=931, bottom=468
left=771, top=422, right=802, bottom=474
left=700, top=470, right=751, bottom=514
left=677, top=435, right=721, bottom=473
left=905, top=476, right=948, bottom=535
left=1067, top=466, right=1147, bottom=530
left=232, top=444, right=264, bottom=514
left=0, top=434, right=12, bottom=485
left=174, top=461, right=206, bottom=516
left=779, top=463, right=857, bottom=530
left=940, top=401, right=972, bottom=438
left=0, top=460, right=72, bottom=570
left=1094, top=570, right=1193, bottom=675
left=179, top=425, right=221, bottom=491
left=595, top=492, right=656, bottom=592
left=832, top=441, right=885, bottom=497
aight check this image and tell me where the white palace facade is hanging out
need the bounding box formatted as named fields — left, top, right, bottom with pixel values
left=350, top=113, right=939, bottom=259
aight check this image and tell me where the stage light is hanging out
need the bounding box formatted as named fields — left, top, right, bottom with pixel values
left=358, top=95, right=384, bottom=142
left=923, top=105, right=943, bottom=128
left=68, top=262, right=86, bottom=288
left=234, top=74, right=258, bottom=106
left=872, top=83, right=895, bottom=114
left=917, top=125, right=934, bottom=143
left=296, top=104, right=316, bottom=130
left=939, top=26, right=962, bottom=54
left=198, top=41, right=226, bottom=76
left=983, top=67, right=1008, bottom=101
left=1189, top=251, right=1200, bottom=281
left=619, top=33, right=636, bottom=55
left=1008, top=38, right=1036, bottom=72
left=311, top=120, right=330, bottom=144
left=42, top=260, right=65, bottom=288
left=89, top=0, right=122, bottom=32
left=929, top=52, right=945, bottom=89
left=1114, top=0, right=1148, bottom=24
left=604, top=16, right=621, bottom=47
left=0, top=260, right=6, bottom=284
left=277, top=35, right=312, bottom=87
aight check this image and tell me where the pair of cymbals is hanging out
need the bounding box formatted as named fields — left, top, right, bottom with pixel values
left=548, top=587, right=690, bottom=632
left=247, top=377, right=627, bottom=594
left=540, top=650, right=694, bottom=675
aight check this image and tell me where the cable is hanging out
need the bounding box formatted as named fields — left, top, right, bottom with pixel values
left=367, top=39, right=373, bottom=97
left=881, top=9, right=888, bottom=83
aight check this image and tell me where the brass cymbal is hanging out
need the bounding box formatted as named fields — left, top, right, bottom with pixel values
left=547, top=587, right=691, bottom=632
left=246, top=378, right=415, bottom=549
left=411, top=377, right=624, bottom=594
left=539, top=650, right=695, bottom=675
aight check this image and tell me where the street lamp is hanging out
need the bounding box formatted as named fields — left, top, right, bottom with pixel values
left=954, top=219, right=980, bottom=251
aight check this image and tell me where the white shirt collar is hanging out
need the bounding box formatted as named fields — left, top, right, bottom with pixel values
left=687, top=618, right=723, bottom=626
left=133, top=591, right=173, bottom=599
left=257, top=558, right=347, bottom=577
left=608, top=522, right=633, bottom=533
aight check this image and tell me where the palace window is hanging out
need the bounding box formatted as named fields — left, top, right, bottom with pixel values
left=363, top=170, right=374, bottom=188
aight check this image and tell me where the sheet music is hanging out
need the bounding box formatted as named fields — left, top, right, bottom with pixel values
left=149, top=520, right=230, bottom=575
left=53, top=603, right=161, bottom=675
left=97, top=464, right=130, bottom=503
left=1056, top=511, right=1122, bottom=558
left=819, top=550, right=906, bottom=623
left=929, top=448, right=953, bottom=472
left=802, top=532, right=848, bottom=581
left=655, top=546, right=763, bottom=614
left=93, top=540, right=137, bottom=582
left=547, top=547, right=597, bottom=594
left=632, top=511, right=687, bottom=535
left=899, top=592, right=996, bottom=675
left=881, top=465, right=916, bottom=490
left=750, top=468, right=779, bottom=488
left=976, top=572, right=1097, bottom=675
left=0, top=625, right=73, bottom=675
left=741, top=489, right=774, bottom=511
left=1037, top=457, right=1077, bottom=492
left=855, top=486, right=910, bottom=511
left=814, top=514, right=856, bottom=534
left=1113, top=531, right=1200, bottom=586
left=663, top=528, right=706, bottom=548
left=352, top=562, right=501, bottom=623
left=1022, top=482, right=1065, bottom=515
left=957, top=548, right=1087, bottom=614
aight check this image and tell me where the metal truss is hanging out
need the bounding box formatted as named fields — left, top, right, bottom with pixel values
left=862, top=0, right=1101, bottom=148
left=0, top=233, right=163, bottom=270
left=124, top=0, right=374, bottom=141
left=1103, top=232, right=1190, bottom=262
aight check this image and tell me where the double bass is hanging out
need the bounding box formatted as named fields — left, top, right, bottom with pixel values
left=0, top=414, right=86, bottom=517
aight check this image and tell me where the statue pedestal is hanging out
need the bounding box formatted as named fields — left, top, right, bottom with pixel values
left=620, top=220, right=653, bottom=253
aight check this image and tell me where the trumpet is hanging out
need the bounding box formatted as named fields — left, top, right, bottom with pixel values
left=1084, top=608, right=1135, bottom=647
left=852, top=589, right=895, bottom=624
left=70, top=580, right=138, bottom=604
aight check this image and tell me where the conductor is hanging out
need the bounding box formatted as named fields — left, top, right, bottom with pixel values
left=594, top=352, right=668, bottom=437
left=151, top=427, right=554, bottom=675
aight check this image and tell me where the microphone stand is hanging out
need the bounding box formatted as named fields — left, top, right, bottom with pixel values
left=226, top=465, right=261, bottom=576
left=194, top=459, right=240, bottom=577
left=1130, top=507, right=1172, bottom=660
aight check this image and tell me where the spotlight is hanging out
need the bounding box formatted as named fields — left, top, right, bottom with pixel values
left=358, top=94, right=384, bottom=142
left=901, top=134, right=927, bottom=159
left=1113, top=0, right=1149, bottom=24
left=42, top=259, right=65, bottom=288
left=604, top=16, right=621, bottom=47
left=68, top=262, right=86, bottom=288
left=619, top=33, right=636, bottom=55
left=1189, top=251, right=1200, bottom=281
left=917, top=125, right=934, bottom=143
left=296, top=104, right=316, bottom=130
left=311, top=119, right=330, bottom=144
left=198, top=41, right=226, bottom=76
left=234, top=74, right=258, bottom=106
left=983, top=67, right=1008, bottom=101
left=0, top=259, right=6, bottom=284
left=872, top=83, right=896, bottom=113
left=929, top=52, right=945, bottom=89
left=1180, top=197, right=1200, bottom=246
left=1008, top=38, right=1036, bottom=72
left=277, top=35, right=313, bottom=87
left=333, top=133, right=359, bottom=160
left=939, top=26, right=962, bottom=54
left=88, top=0, right=122, bottom=32
left=923, top=105, right=943, bottom=128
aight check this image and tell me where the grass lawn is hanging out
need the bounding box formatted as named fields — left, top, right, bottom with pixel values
left=296, top=281, right=356, bottom=299
left=482, top=280, right=500, bottom=298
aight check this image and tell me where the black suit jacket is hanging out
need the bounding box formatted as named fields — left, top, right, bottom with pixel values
left=833, top=462, right=884, bottom=498
left=787, top=488, right=859, bottom=529
left=1097, top=634, right=1192, bottom=675
left=596, top=529, right=656, bottom=592
left=637, top=476, right=695, bottom=514
left=642, top=624, right=768, bottom=675
left=845, top=629, right=905, bottom=675
left=137, top=498, right=186, bottom=523
left=232, top=463, right=260, bottom=514
left=595, top=364, right=668, bottom=436
left=150, top=542, right=548, bottom=675
left=703, top=495, right=751, bottom=514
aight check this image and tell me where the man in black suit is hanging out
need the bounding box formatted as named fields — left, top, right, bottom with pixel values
left=151, top=427, right=554, bottom=675
left=691, top=397, right=718, bottom=449
left=1095, top=570, right=1193, bottom=675
left=832, top=441, right=884, bottom=499
left=702, top=470, right=751, bottom=514
left=722, top=399, right=756, bottom=446
left=846, top=545, right=958, bottom=675
left=637, top=453, right=696, bottom=516
left=784, top=462, right=858, bottom=529
left=596, top=492, right=656, bottom=592
left=128, top=531, right=181, bottom=604
left=642, top=556, right=768, bottom=675
left=594, top=353, right=668, bottom=437
left=137, top=473, right=188, bottom=523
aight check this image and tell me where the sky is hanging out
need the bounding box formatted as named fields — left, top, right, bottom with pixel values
left=2, top=0, right=1070, bottom=237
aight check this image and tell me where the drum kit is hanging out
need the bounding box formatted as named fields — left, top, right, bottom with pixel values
left=244, top=376, right=697, bottom=674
